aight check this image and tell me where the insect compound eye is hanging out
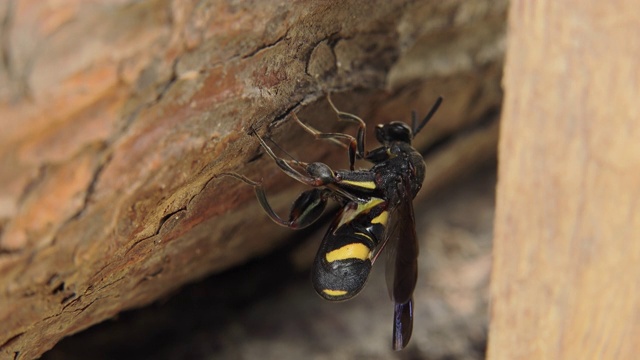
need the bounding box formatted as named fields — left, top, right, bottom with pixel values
left=288, top=189, right=328, bottom=229
left=306, top=162, right=335, bottom=183
left=375, top=124, right=386, bottom=144
left=376, top=122, right=412, bottom=144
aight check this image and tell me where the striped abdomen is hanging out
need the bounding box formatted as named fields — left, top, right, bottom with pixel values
left=312, top=197, right=389, bottom=300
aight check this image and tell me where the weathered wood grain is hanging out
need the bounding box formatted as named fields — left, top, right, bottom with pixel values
left=489, top=1, right=640, bottom=359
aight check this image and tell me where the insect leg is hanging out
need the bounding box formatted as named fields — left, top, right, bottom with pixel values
left=363, top=146, right=392, bottom=163
left=251, top=131, right=366, bottom=204
left=219, top=172, right=329, bottom=229
left=218, top=173, right=288, bottom=226
left=291, top=112, right=353, bottom=149
left=291, top=112, right=358, bottom=170
left=327, top=94, right=367, bottom=162
left=252, top=131, right=325, bottom=186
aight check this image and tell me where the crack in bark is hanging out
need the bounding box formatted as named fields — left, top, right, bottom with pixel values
left=155, top=207, right=186, bottom=236
left=240, top=33, right=287, bottom=60
left=268, top=99, right=304, bottom=127
left=0, top=332, right=24, bottom=352
left=60, top=292, right=77, bottom=305
left=70, top=297, right=102, bottom=317
left=202, top=31, right=289, bottom=72
left=124, top=233, right=155, bottom=257
left=303, top=33, right=341, bottom=77
left=61, top=294, right=82, bottom=311
left=66, top=151, right=111, bottom=224
left=152, top=57, right=179, bottom=105
left=123, top=201, right=188, bottom=257
left=94, top=276, right=126, bottom=293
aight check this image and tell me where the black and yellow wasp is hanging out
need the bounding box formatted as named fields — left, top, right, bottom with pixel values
left=226, top=95, right=442, bottom=350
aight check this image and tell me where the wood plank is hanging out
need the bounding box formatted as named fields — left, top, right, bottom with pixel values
left=488, top=1, right=640, bottom=359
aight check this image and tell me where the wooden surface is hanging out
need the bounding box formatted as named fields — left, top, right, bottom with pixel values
left=488, top=1, right=640, bottom=359
left=0, top=1, right=507, bottom=358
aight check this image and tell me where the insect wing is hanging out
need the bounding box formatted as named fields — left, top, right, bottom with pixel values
left=393, top=298, right=414, bottom=350
left=384, top=194, right=418, bottom=304
left=382, top=178, right=419, bottom=350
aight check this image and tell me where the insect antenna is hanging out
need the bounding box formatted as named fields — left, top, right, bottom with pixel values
left=412, top=96, right=443, bottom=137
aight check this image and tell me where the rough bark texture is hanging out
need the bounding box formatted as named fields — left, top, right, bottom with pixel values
left=0, top=1, right=506, bottom=358
left=488, top=1, right=640, bottom=359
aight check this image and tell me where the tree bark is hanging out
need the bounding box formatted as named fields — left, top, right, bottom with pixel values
left=489, top=1, right=640, bottom=359
left=0, top=1, right=506, bottom=358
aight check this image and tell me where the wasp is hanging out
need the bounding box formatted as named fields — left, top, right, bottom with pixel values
left=226, top=95, right=442, bottom=350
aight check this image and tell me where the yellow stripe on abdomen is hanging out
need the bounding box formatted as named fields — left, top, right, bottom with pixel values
left=325, top=243, right=371, bottom=262
left=322, top=289, right=348, bottom=297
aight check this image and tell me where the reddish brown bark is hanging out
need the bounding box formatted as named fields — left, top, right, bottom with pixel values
left=0, top=1, right=506, bottom=357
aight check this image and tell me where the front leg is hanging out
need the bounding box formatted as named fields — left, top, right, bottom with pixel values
left=327, top=94, right=368, bottom=163
left=364, top=146, right=392, bottom=164
left=291, top=112, right=359, bottom=170
left=252, top=130, right=364, bottom=199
